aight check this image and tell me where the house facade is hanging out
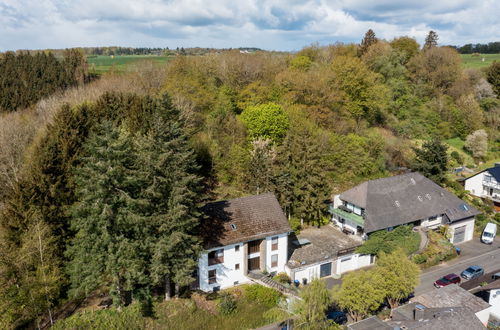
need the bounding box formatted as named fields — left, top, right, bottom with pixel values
left=330, top=172, right=480, bottom=244
left=197, top=193, right=291, bottom=292
left=463, top=163, right=500, bottom=212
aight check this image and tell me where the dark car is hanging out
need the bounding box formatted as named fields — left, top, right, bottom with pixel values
left=461, top=266, right=484, bottom=280
left=434, top=273, right=461, bottom=288
left=327, top=311, right=347, bottom=325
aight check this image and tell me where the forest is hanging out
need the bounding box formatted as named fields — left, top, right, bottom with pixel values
left=0, top=30, right=499, bottom=328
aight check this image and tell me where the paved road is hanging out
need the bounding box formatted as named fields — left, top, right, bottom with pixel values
left=415, top=238, right=500, bottom=295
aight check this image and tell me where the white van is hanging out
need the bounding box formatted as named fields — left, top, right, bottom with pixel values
left=481, top=222, right=497, bottom=244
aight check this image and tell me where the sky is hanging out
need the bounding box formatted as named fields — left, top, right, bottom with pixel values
left=0, top=0, right=499, bottom=51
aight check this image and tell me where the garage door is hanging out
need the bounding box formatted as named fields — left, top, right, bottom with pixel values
left=320, top=262, right=332, bottom=277
left=453, top=225, right=466, bottom=243
left=338, top=256, right=355, bottom=274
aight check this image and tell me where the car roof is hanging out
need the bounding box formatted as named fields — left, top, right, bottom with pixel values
left=485, top=222, right=497, bottom=231
left=444, top=273, right=459, bottom=279
left=467, top=266, right=482, bottom=271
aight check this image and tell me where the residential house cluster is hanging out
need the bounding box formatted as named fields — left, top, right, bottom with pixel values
left=194, top=172, right=480, bottom=292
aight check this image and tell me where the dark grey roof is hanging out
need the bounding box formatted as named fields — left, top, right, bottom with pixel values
left=340, top=172, right=480, bottom=233
left=387, top=306, right=486, bottom=330
left=200, top=193, right=291, bottom=249
left=347, top=316, right=392, bottom=330
left=287, top=225, right=361, bottom=269
left=411, top=284, right=490, bottom=313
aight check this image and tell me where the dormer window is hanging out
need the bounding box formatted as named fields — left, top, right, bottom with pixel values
left=417, top=195, right=423, bottom=202
left=230, top=223, right=237, bottom=230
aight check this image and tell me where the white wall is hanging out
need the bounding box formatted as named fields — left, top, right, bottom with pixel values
left=421, top=215, right=443, bottom=229
left=198, top=243, right=250, bottom=292
left=287, top=253, right=373, bottom=284
left=264, top=233, right=288, bottom=273
left=489, top=288, right=500, bottom=319
left=449, top=217, right=475, bottom=244
left=464, top=173, right=486, bottom=197
left=198, top=233, right=289, bottom=292
left=337, top=253, right=372, bottom=274
left=475, top=308, right=491, bottom=326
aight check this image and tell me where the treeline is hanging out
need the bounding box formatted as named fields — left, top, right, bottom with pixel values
left=0, top=49, right=88, bottom=112
left=453, top=41, right=500, bottom=54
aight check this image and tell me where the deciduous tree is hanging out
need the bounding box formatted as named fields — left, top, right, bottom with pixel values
left=375, top=249, right=420, bottom=309
left=465, top=129, right=488, bottom=160
left=333, top=270, right=385, bottom=322
left=294, top=279, right=339, bottom=329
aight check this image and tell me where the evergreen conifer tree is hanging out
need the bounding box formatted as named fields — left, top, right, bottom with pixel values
left=359, top=29, right=378, bottom=56
left=423, top=30, right=439, bottom=50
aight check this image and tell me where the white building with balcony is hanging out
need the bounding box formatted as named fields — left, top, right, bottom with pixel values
left=463, top=163, right=500, bottom=212
left=197, top=193, right=291, bottom=292
left=330, top=172, right=480, bottom=244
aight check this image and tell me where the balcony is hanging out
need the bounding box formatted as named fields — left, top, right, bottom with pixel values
left=329, top=206, right=364, bottom=227
left=483, top=179, right=500, bottom=190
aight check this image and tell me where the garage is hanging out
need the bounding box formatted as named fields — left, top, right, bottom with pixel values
left=338, top=256, right=355, bottom=274
left=453, top=225, right=466, bottom=243
left=320, top=262, right=332, bottom=277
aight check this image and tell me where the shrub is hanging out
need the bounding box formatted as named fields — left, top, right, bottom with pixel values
left=356, top=225, right=421, bottom=256
left=244, top=284, right=282, bottom=308
left=412, top=254, right=427, bottom=264
left=450, top=151, right=463, bottom=164
left=273, top=272, right=291, bottom=284
left=289, top=217, right=302, bottom=233
left=219, top=292, right=237, bottom=315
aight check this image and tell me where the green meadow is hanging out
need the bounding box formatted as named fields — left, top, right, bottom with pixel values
left=87, top=55, right=173, bottom=74
left=460, top=53, right=500, bottom=68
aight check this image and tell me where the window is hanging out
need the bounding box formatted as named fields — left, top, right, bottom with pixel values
left=208, top=249, right=224, bottom=265
left=248, top=240, right=261, bottom=254
left=233, top=281, right=239, bottom=285
left=208, top=269, right=217, bottom=284
left=235, top=245, right=240, bottom=252
left=230, top=223, right=237, bottom=230
left=271, top=236, right=279, bottom=251
left=429, top=216, right=437, bottom=221
left=235, top=263, right=240, bottom=270
left=271, top=254, right=278, bottom=268
left=341, top=257, right=351, bottom=262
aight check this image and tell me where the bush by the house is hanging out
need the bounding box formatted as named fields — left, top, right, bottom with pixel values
left=414, top=230, right=457, bottom=268
left=243, top=284, right=282, bottom=308
left=272, top=272, right=291, bottom=284
left=219, top=292, right=238, bottom=315
left=356, top=225, right=421, bottom=256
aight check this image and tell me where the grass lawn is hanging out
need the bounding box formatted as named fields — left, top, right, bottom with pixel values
left=87, top=55, right=173, bottom=74
left=460, top=54, right=500, bottom=69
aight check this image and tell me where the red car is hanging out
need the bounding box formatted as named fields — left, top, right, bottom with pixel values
left=434, top=273, right=461, bottom=288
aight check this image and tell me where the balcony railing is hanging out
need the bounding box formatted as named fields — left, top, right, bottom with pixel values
left=208, top=256, right=224, bottom=266
left=483, top=180, right=500, bottom=189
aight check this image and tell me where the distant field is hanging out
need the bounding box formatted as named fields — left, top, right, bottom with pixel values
left=87, top=55, right=173, bottom=74
left=460, top=53, right=500, bottom=69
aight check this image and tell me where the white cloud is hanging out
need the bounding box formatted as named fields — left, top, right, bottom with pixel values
left=0, top=0, right=498, bottom=51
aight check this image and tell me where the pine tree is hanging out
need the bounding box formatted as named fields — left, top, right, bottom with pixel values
left=136, top=98, right=202, bottom=300
left=423, top=30, right=439, bottom=50
left=66, top=121, right=149, bottom=307
left=411, top=137, right=448, bottom=184
left=274, top=126, right=329, bottom=225
left=358, top=29, right=378, bottom=56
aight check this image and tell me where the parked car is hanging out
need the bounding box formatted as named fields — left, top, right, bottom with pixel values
left=326, top=310, right=347, bottom=324
left=434, top=273, right=461, bottom=288
left=461, top=266, right=484, bottom=280
left=481, top=222, right=497, bottom=244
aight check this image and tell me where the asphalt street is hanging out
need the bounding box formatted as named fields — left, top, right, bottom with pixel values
left=415, top=238, right=500, bottom=295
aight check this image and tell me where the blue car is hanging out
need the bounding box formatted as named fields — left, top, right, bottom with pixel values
left=461, top=265, right=484, bottom=280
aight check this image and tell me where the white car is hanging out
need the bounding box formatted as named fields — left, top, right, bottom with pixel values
left=481, top=222, right=497, bottom=244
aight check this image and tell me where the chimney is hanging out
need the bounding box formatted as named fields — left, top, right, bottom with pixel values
left=414, top=304, right=426, bottom=321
